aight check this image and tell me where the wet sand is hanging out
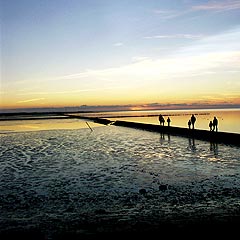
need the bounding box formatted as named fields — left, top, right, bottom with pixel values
left=1, top=177, right=239, bottom=239
left=1, top=155, right=239, bottom=239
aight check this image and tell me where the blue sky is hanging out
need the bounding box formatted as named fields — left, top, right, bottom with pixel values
left=1, top=0, right=240, bottom=110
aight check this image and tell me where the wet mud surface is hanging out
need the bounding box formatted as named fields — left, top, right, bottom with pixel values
left=0, top=127, right=239, bottom=239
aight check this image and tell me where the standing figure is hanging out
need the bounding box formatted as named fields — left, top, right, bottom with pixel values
left=188, top=120, right=191, bottom=129
left=159, top=114, right=165, bottom=126
left=212, top=116, right=218, bottom=131
left=191, top=114, right=196, bottom=129
left=159, top=114, right=162, bottom=125
left=162, top=116, right=165, bottom=126
left=209, top=121, right=213, bottom=131
left=167, top=117, right=171, bottom=127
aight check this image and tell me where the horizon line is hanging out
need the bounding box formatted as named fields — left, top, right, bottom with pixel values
left=1, top=103, right=240, bottom=114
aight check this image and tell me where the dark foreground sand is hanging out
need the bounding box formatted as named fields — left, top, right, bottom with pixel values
left=1, top=211, right=239, bottom=240
left=1, top=177, right=239, bottom=240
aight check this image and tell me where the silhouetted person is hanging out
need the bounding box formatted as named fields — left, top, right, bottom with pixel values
left=188, top=120, right=191, bottom=129
left=212, top=116, right=218, bottom=132
left=159, top=114, right=162, bottom=125
left=191, top=114, right=196, bottom=129
left=159, top=114, right=165, bottom=126
left=209, top=121, right=213, bottom=131
left=167, top=117, right=171, bottom=126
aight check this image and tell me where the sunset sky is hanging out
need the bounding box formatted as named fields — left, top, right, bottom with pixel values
left=1, top=0, right=240, bottom=111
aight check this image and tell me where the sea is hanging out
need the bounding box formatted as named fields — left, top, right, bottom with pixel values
left=0, top=108, right=240, bottom=238
left=1, top=108, right=239, bottom=133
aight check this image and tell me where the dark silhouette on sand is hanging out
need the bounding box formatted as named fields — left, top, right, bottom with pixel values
left=188, top=120, right=191, bottom=129
left=190, top=114, right=196, bottom=129
left=209, top=121, right=213, bottom=131
left=212, top=116, right=218, bottom=132
left=159, top=114, right=165, bottom=126
left=167, top=117, right=171, bottom=127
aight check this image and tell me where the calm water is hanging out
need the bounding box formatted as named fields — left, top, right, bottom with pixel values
left=0, top=108, right=239, bottom=133
left=0, top=118, right=102, bottom=133
left=78, top=108, right=240, bottom=134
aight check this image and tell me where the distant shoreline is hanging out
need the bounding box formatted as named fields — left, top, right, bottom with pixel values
left=0, top=106, right=239, bottom=115
left=2, top=107, right=240, bottom=120
left=1, top=109, right=239, bottom=137
left=0, top=112, right=210, bottom=121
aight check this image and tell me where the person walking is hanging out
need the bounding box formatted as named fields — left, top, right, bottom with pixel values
left=188, top=119, right=191, bottom=129
left=191, top=114, right=196, bottom=129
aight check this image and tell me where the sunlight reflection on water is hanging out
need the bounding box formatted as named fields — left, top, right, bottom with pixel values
left=0, top=118, right=101, bottom=132
left=77, top=108, right=240, bottom=133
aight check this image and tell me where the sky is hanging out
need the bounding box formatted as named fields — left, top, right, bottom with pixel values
left=1, top=0, right=240, bottom=111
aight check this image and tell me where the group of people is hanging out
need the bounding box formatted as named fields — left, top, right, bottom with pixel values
left=188, top=114, right=196, bottom=129
left=159, top=114, right=218, bottom=131
left=158, top=114, right=171, bottom=126
left=209, top=116, right=218, bottom=132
